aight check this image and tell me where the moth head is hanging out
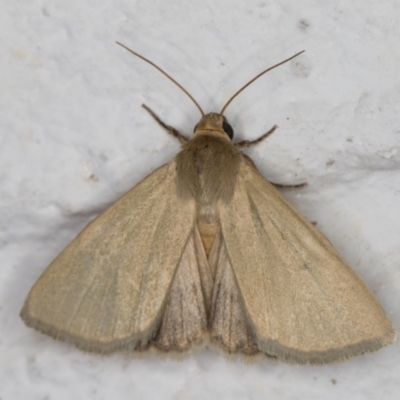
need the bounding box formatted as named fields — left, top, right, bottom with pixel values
left=193, top=113, right=234, bottom=140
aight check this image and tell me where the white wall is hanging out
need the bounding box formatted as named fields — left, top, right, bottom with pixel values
left=1, top=1, right=399, bottom=399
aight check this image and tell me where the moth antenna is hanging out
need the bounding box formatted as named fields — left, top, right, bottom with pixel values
left=219, top=50, right=305, bottom=116
left=116, top=42, right=205, bottom=116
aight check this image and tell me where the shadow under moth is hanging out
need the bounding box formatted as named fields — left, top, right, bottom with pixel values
left=20, top=43, right=396, bottom=364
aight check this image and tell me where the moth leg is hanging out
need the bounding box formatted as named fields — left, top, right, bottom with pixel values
left=235, top=125, right=278, bottom=148
left=142, top=104, right=189, bottom=145
left=240, top=141, right=307, bottom=189
left=270, top=182, right=308, bottom=189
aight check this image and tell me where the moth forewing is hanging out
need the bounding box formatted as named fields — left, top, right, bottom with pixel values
left=219, top=164, right=396, bottom=363
left=21, top=162, right=197, bottom=353
left=21, top=45, right=396, bottom=363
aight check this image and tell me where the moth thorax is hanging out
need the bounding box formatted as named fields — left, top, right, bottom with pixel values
left=176, top=135, right=242, bottom=203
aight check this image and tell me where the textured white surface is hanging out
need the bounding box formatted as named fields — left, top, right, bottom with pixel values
left=1, top=1, right=400, bottom=399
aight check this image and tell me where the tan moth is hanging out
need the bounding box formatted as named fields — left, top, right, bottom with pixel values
left=20, top=43, right=396, bottom=364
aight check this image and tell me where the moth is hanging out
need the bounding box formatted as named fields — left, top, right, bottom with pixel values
left=20, top=43, right=396, bottom=364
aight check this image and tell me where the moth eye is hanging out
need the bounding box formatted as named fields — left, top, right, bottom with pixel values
left=193, top=123, right=199, bottom=133
left=222, top=121, right=234, bottom=140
